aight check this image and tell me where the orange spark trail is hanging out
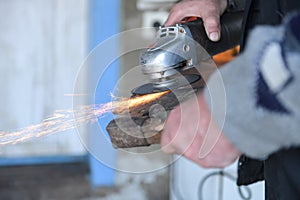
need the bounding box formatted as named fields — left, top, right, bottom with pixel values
left=0, top=91, right=169, bottom=145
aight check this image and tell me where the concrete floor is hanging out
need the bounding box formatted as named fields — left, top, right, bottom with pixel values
left=0, top=162, right=169, bottom=200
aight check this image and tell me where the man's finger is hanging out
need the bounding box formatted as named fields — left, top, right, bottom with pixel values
left=202, top=15, right=221, bottom=41
left=161, top=144, right=177, bottom=154
left=160, top=136, right=177, bottom=154
left=164, top=3, right=185, bottom=26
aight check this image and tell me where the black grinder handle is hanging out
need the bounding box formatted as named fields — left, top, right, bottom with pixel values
left=185, top=11, right=244, bottom=56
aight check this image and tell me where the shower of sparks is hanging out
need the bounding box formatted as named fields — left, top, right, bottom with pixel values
left=0, top=91, right=169, bottom=145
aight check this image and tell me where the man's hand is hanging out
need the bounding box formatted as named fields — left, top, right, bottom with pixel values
left=161, top=93, right=241, bottom=168
left=164, top=0, right=227, bottom=42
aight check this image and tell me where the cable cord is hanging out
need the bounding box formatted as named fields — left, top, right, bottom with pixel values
left=198, top=170, right=252, bottom=200
left=171, top=158, right=252, bottom=200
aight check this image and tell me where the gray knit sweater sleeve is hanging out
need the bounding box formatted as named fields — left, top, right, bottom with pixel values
left=204, top=13, right=300, bottom=160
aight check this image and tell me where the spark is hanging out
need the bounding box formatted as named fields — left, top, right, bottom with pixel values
left=112, top=91, right=169, bottom=114
left=0, top=91, right=169, bottom=145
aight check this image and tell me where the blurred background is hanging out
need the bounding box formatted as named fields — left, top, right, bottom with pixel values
left=0, top=0, right=264, bottom=199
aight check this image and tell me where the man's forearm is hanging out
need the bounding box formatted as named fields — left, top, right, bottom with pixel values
left=204, top=13, right=300, bottom=159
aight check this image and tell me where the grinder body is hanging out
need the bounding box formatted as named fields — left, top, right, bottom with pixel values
left=133, top=12, right=244, bottom=95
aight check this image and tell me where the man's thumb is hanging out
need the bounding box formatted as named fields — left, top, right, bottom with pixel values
left=203, top=16, right=221, bottom=42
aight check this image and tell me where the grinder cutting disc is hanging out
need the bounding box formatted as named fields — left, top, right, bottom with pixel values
left=131, top=74, right=201, bottom=95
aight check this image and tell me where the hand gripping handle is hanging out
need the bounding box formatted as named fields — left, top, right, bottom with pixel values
left=185, top=11, right=244, bottom=56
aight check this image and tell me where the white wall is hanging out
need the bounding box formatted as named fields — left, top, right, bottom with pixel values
left=0, top=0, right=88, bottom=157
